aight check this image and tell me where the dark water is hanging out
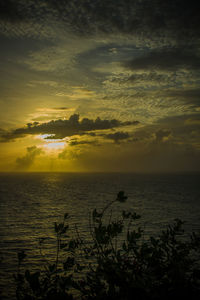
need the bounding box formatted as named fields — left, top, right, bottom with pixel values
left=0, top=172, right=200, bottom=299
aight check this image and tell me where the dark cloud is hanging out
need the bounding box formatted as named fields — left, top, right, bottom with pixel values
left=154, top=114, right=200, bottom=145
left=123, top=49, right=200, bottom=72
left=165, top=88, right=200, bottom=107
left=84, top=132, right=97, bottom=137
left=103, top=131, right=130, bottom=143
left=46, top=0, right=200, bottom=42
left=53, top=107, right=69, bottom=110
left=158, top=113, right=200, bottom=126
left=0, top=0, right=28, bottom=22
left=69, top=139, right=99, bottom=147
left=16, top=146, right=43, bottom=169
left=0, top=0, right=199, bottom=44
left=0, top=128, right=26, bottom=142
left=108, top=71, right=176, bottom=88
left=155, top=129, right=171, bottom=143
left=63, top=136, right=200, bottom=173
left=0, top=114, right=138, bottom=142
left=128, top=72, right=169, bottom=83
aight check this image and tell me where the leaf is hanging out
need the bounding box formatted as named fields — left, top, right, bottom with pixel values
left=122, top=241, right=127, bottom=251
left=150, top=236, right=158, bottom=247
left=116, top=191, right=127, bottom=203
left=38, top=237, right=46, bottom=245
left=60, top=242, right=68, bottom=249
left=131, top=212, right=141, bottom=220
left=49, top=264, right=56, bottom=273
left=193, top=269, right=200, bottom=279
left=76, top=263, right=84, bottom=271
left=63, top=257, right=75, bottom=270
left=18, top=251, right=26, bottom=263
left=92, top=209, right=102, bottom=221
left=64, top=213, right=69, bottom=220
left=68, top=240, right=78, bottom=250
left=57, top=222, right=64, bottom=233
left=54, top=222, right=58, bottom=233
left=25, top=270, right=30, bottom=280
left=122, top=210, right=131, bottom=219
left=26, top=272, right=40, bottom=291
left=61, top=225, right=69, bottom=234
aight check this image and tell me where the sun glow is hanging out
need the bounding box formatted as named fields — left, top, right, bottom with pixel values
left=43, top=142, right=66, bottom=150
left=37, top=134, right=69, bottom=150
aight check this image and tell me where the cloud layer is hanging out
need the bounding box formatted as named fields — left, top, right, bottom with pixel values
left=1, top=0, right=199, bottom=45
left=123, top=49, right=200, bottom=72
left=0, top=114, right=139, bottom=142
left=0, top=1, right=200, bottom=172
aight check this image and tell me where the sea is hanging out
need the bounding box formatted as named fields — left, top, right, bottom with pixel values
left=0, top=172, right=200, bottom=299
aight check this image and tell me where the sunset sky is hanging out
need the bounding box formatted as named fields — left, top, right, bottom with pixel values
left=0, top=0, right=200, bottom=172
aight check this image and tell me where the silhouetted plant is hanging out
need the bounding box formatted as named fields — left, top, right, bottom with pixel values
left=15, top=192, right=200, bottom=299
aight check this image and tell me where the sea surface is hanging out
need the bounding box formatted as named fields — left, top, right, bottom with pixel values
left=0, top=172, right=200, bottom=299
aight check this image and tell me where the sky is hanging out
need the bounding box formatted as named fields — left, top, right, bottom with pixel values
left=0, top=0, right=200, bottom=172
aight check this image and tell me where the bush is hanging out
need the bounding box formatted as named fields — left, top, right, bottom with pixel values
left=15, top=192, right=200, bottom=300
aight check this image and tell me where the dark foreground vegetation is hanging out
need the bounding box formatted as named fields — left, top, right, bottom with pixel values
left=15, top=192, right=200, bottom=300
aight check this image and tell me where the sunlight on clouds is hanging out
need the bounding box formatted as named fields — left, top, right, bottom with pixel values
left=37, top=134, right=69, bottom=151
left=0, top=1, right=200, bottom=172
left=43, top=142, right=66, bottom=150
left=66, top=88, right=96, bottom=100
left=29, top=107, right=76, bottom=122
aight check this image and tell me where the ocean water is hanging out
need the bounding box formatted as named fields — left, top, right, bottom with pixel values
left=0, top=172, right=200, bottom=299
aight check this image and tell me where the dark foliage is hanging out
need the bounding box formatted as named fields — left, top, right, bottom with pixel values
left=15, top=192, right=200, bottom=299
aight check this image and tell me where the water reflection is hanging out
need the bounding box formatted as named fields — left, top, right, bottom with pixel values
left=0, top=172, right=200, bottom=299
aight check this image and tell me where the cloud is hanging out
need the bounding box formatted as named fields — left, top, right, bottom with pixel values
left=127, top=72, right=173, bottom=85
left=68, top=131, right=131, bottom=146
left=0, top=0, right=28, bottom=23
left=0, top=128, right=27, bottom=142
left=58, top=147, right=82, bottom=160
left=125, top=111, right=200, bottom=147
left=103, top=70, right=178, bottom=91
left=1, top=0, right=199, bottom=45
left=59, top=138, right=200, bottom=173
left=154, top=129, right=171, bottom=143
left=103, top=131, right=130, bottom=143
left=45, top=0, right=200, bottom=44
left=101, top=62, right=200, bottom=124
left=69, top=139, right=99, bottom=147
left=16, top=146, right=43, bottom=169
left=27, top=80, right=59, bottom=88
left=158, top=113, right=200, bottom=126
left=0, top=0, right=57, bottom=39
left=165, top=88, right=200, bottom=107
left=53, top=107, right=69, bottom=110
left=123, top=49, right=200, bottom=72
left=0, top=114, right=139, bottom=142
